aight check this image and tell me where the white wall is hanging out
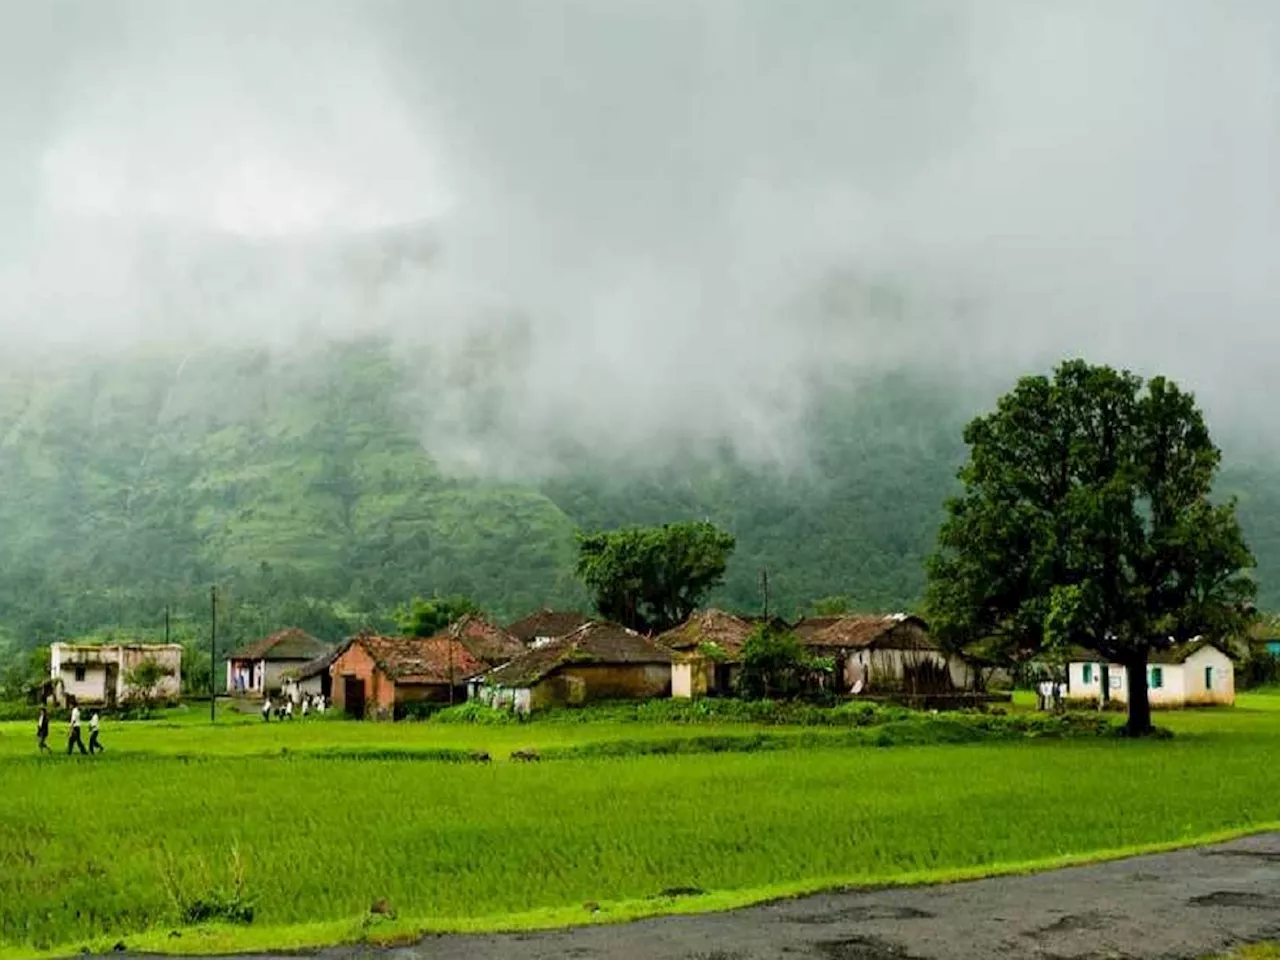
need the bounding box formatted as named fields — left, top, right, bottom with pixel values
left=58, top=664, right=109, bottom=704
left=1068, top=649, right=1233, bottom=707
left=1182, top=646, right=1235, bottom=705
left=671, top=662, right=693, bottom=699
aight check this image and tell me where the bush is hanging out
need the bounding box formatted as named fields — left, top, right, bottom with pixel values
left=393, top=700, right=451, bottom=721
left=1238, top=652, right=1280, bottom=690
left=430, top=702, right=520, bottom=725
left=531, top=698, right=907, bottom=727
left=735, top=625, right=831, bottom=700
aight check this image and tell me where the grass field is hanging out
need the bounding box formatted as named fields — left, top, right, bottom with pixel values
left=3, top=696, right=1280, bottom=958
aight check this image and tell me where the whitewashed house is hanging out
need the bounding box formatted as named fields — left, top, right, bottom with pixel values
left=1066, top=639, right=1234, bottom=708
left=50, top=642, right=183, bottom=706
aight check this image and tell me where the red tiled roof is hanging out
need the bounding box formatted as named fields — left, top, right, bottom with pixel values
left=231, top=628, right=332, bottom=662
left=356, top=634, right=486, bottom=685
left=483, top=620, right=673, bottom=688
left=504, top=609, right=593, bottom=645
left=805, top=614, right=937, bottom=651
left=440, top=615, right=525, bottom=666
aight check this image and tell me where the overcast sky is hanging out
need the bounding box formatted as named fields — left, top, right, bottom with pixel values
left=1, top=1, right=1278, bottom=471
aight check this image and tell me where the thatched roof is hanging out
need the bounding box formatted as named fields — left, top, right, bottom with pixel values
left=804, top=614, right=937, bottom=651
left=505, top=609, right=592, bottom=645
left=656, top=609, right=755, bottom=659
left=483, top=621, right=673, bottom=688
left=231, top=628, right=331, bottom=662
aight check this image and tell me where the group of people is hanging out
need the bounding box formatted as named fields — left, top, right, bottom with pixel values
left=36, top=704, right=104, bottom=755
left=1036, top=678, right=1068, bottom=711
left=260, top=692, right=327, bottom=721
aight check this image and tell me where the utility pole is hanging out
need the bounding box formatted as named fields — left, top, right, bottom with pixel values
left=759, top=568, right=770, bottom=619
left=164, top=605, right=170, bottom=645
left=210, top=585, right=217, bottom=724
left=448, top=637, right=455, bottom=705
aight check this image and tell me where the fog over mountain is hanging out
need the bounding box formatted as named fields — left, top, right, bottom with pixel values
left=2, top=1, right=1279, bottom=473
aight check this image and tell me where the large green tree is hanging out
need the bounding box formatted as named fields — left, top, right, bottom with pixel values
left=926, top=360, right=1255, bottom=735
left=396, top=595, right=483, bottom=638
left=575, top=521, right=736, bottom=632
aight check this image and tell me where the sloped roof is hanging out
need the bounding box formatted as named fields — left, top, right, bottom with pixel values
left=483, top=620, right=674, bottom=688
left=790, top=617, right=844, bottom=642
left=1068, top=638, right=1233, bottom=665
left=441, top=615, right=525, bottom=666
left=355, top=634, right=486, bottom=684
left=505, top=609, right=592, bottom=645
left=284, top=644, right=345, bottom=682
left=231, top=628, right=331, bottom=662
left=805, top=614, right=937, bottom=651
left=656, top=609, right=755, bottom=658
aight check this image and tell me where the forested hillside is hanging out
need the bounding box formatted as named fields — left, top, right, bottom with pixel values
left=0, top=339, right=1276, bottom=667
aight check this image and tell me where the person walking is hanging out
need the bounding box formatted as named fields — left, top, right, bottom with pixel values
left=261, top=697, right=272, bottom=722
left=67, top=704, right=87, bottom=755
left=284, top=698, right=294, bottom=721
left=36, top=707, right=50, bottom=753
left=88, top=711, right=104, bottom=754
left=301, top=695, right=310, bottom=718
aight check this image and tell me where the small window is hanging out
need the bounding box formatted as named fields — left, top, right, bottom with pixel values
left=1083, top=664, right=1093, bottom=684
left=1205, top=665, right=1214, bottom=689
left=73, top=665, right=86, bottom=683
left=1150, top=666, right=1163, bottom=689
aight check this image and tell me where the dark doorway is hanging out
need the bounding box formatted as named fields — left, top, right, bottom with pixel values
left=104, top=664, right=119, bottom=708
left=713, top=663, right=733, bottom=696
left=343, top=676, right=366, bottom=719
left=1100, top=664, right=1111, bottom=706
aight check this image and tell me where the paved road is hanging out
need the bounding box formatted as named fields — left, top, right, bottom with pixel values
left=150, top=833, right=1280, bottom=960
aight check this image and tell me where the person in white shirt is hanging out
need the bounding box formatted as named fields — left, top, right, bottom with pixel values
left=88, top=712, right=104, bottom=754
left=284, top=699, right=294, bottom=720
left=261, top=697, right=272, bottom=722
left=301, top=696, right=310, bottom=718
left=67, top=704, right=87, bottom=755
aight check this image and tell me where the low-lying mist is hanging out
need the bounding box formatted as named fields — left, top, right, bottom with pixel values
left=2, top=0, right=1278, bottom=475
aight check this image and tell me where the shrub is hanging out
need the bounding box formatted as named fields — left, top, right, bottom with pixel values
left=735, top=625, right=831, bottom=700
left=430, top=702, right=519, bottom=725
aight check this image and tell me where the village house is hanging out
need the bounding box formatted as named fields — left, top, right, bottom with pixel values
left=505, top=609, right=592, bottom=649
left=797, top=614, right=961, bottom=694
left=226, top=628, right=332, bottom=697
left=49, top=642, right=183, bottom=707
left=329, top=633, right=486, bottom=719
left=473, top=620, right=674, bottom=714
left=281, top=647, right=341, bottom=704
left=1066, top=639, right=1235, bottom=708
left=658, top=609, right=757, bottom=698
left=444, top=614, right=526, bottom=665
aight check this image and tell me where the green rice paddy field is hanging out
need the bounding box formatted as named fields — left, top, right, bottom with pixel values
left=3, top=695, right=1280, bottom=958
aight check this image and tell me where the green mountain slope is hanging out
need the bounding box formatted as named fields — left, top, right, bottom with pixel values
left=0, top=339, right=1274, bottom=663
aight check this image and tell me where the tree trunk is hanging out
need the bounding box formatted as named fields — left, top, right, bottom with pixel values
left=1124, top=655, right=1153, bottom=736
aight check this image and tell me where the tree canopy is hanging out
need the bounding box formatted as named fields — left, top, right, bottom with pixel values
left=926, top=359, right=1255, bottom=734
left=396, top=595, right=483, bottom=638
left=575, top=521, right=736, bottom=633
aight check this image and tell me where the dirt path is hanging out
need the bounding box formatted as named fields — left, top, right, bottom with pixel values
left=158, top=833, right=1280, bottom=960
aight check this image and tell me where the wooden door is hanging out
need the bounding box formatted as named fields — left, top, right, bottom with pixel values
left=343, top=676, right=366, bottom=719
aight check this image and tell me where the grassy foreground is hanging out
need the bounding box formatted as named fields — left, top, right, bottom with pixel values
left=2, top=696, right=1280, bottom=957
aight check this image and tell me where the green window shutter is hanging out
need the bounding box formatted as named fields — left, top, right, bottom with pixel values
left=1150, top=666, right=1162, bottom=689
left=1205, top=666, right=1213, bottom=689
left=1083, top=664, right=1093, bottom=684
